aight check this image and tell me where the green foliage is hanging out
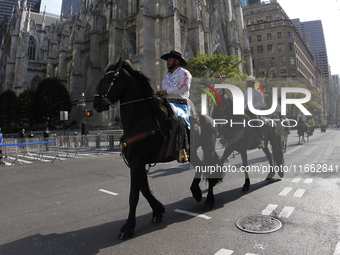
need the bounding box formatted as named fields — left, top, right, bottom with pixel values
left=186, top=52, right=246, bottom=78
left=33, top=78, right=72, bottom=128
left=15, top=88, right=36, bottom=129
left=0, top=90, right=17, bottom=132
left=0, top=77, right=72, bottom=132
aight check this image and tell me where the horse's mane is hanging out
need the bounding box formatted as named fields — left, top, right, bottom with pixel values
left=102, top=60, right=154, bottom=97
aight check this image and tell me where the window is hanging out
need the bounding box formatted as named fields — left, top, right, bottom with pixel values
left=267, top=33, right=272, bottom=40
left=287, top=31, right=292, bottom=38
left=289, top=42, right=293, bottom=51
left=291, top=69, right=297, bottom=78
left=28, top=36, right=36, bottom=60
left=258, top=58, right=265, bottom=68
left=248, top=36, right=252, bottom=43
left=257, top=35, right=262, bottom=42
left=290, top=56, right=295, bottom=65
left=269, top=57, right=275, bottom=66
left=250, top=47, right=254, bottom=55
left=84, top=24, right=91, bottom=41
left=280, top=69, right=287, bottom=78
left=266, top=15, right=273, bottom=21
left=267, top=44, right=274, bottom=53
left=257, top=46, right=264, bottom=54
left=279, top=56, right=286, bottom=66
left=277, top=31, right=282, bottom=39
left=259, top=71, right=265, bottom=78
left=278, top=42, right=284, bottom=52
left=269, top=70, right=276, bottom=78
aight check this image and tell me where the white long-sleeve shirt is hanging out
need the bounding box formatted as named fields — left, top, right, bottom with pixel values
left=161, top=67, right=191, bottom=100
left=244, top=88, right=265, bottom=110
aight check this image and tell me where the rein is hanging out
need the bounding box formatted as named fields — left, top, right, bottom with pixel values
left=94, top=68, right=154, bottom=110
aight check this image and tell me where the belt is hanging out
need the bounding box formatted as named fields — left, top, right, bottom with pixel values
left=168, top=98, right=187, bottom=105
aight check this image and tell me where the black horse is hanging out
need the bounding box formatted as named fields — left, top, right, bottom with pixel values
left=297, top=117, right=309, bottom=144
left=93, top=59, right=218, bottom=239
left=211, top=92, right=285, bottom=191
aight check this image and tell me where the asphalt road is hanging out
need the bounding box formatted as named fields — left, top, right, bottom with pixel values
left=0, top=128, right=339, bottom=255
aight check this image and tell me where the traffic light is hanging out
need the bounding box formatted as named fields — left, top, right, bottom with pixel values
left=84, top=110, right=93, bottom=117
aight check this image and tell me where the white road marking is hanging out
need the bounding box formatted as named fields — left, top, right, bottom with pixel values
left=293, top=189, right=306, bottom=198
left=6, top=156, right=33, bottom=164
left=174, top=209, right=211, bottom=220
left=303, top=178, right=313, bottom=184
left=291, top=177, right=301, bottom=183
left=334, top=241, right=340, bottom=255
left=279, top=187, right=293, bottom=196
left=98, top=189, right=119, bottom=196
left=262, top=204, right=278, bottom=216
left=303, top=146, right=318, bottom=156
left=285, top=145, right=303, bottom=155
left=215, top=249, right=234, bottom=255
left=278, top=206, right=295, bottom=218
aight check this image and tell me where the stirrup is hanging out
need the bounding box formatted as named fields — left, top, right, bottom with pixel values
left=179, top=149, right=189, bottom=163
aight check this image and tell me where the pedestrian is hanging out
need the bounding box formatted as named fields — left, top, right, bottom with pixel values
left=243, top=76, right=265, bottom=148
left=18, top=128, right=26, bottom=149
left=156, top=50, right=193, bottom=162
left=43, top=127, right=50, bottom=151
left=0, top=128, right=3, bottom=164
left=28, top=131, right=34, bottom=138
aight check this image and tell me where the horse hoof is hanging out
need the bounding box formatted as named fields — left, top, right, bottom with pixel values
left=118, top=231, right=134, bottom=240
left=242, top=186, right=249, bottom=191
left=190, top=185, right=202, bottom=202
left=266, top=172, right=275, bottom=179
left=152, top=214, right=163, bottom=223
left=278, top=171, right=284, bottom=178
left=204, top=204, right=214, bottom=211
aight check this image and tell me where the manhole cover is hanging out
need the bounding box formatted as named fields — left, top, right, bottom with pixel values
left=235, top=215, right=282, bottom=234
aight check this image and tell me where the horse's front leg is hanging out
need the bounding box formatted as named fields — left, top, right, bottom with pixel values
left=139, top=168, right=165, bottom=223
left=190, top=171, right=202, bottom=202
left=240, top=151, right=250, bottom=191
left=119, top=166, right=141, bottom=240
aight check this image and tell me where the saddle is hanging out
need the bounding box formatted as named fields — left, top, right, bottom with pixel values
left=152, top=97, right=190, bottom=163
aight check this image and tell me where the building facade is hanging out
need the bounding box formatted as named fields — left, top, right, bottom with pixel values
left=61, top=0, right=82, bottom=18
left=0, top=0, right=251, bottom=125
left=0, top=0, right=41, bottom=42
left=292, top=18, right=333, bottom=122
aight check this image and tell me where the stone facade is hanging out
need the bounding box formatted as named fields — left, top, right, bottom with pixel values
left=0, top=0, right=251, bottom=125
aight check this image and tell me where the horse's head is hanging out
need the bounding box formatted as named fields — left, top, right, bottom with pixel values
left=211, top=89, right=233, bottom=119
left=93, top=58, right=124, bottom=112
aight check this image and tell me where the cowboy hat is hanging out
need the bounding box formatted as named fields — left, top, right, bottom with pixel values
left=161, top=50, right=187, bottom=67
left=245, top=76, right=256, bottom=82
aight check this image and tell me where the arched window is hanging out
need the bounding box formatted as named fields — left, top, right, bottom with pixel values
left=28, top=36, right=36, bottom=60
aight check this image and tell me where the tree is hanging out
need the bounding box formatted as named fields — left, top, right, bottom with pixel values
left=0, top=90, right=17, bottom=132
left=15, top=88, right=36, bottom=129
left=33, top=78, right=72, bottom=128
left=186, top=53, right=247, bottom=114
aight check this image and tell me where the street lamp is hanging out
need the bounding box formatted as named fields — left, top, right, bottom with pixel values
left=265, top=65, right=276, bottom=107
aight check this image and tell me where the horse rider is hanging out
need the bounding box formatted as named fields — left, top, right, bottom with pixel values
left=244, top=76, right=265, bottom=149
left=297, top=111, right=308, bottom=131
left=156, top=50, right=193, bottom=162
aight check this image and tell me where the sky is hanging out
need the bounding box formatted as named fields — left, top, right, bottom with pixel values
left=40, top=0, right=340, bottom=75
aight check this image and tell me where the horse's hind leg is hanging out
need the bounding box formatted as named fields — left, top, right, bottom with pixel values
left=240, top=151, right=250, bottom=191
left=204, top=178, right=216, bottom=210
left=139, top=169, right=165, bottom=223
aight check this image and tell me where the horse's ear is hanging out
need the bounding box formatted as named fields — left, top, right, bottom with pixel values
left=117, top=57, right=123, bottom=68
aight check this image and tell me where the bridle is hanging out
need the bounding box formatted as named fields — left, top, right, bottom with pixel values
left=94, top=68, right=153, bottom=109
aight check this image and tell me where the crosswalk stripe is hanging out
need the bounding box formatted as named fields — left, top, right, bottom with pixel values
left=262, top=204, right=278, bottom=215
left=303, top=178, right=313, bottom=184
left=278, top=206, right=295, bottom=218
left=291, top=177, right=301, bottom=183
left=334, top=241, right=340, bottom=255
left=279, top=187, right=293, bottom=196
left=215, top=249, right=234, bottom=255
left=293, top=189, right=306, bottom=198
left=174, top=209, right=211, bottom=220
